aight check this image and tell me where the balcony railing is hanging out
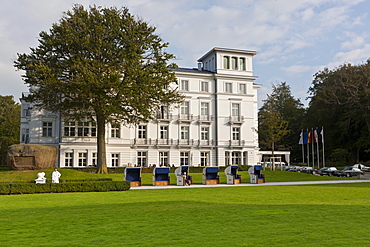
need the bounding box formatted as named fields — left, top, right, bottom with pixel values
left=229, top=140, right=245, bottom=147
left=229, top=116, right=244, bottom=124
left=198, top=115, right=213, bottom=123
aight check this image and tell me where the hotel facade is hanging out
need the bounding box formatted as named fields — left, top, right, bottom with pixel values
left=20, top=47, right=261, bottom=168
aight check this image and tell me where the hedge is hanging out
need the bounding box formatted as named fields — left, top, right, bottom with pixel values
left=0, top=181, right=130, bottom=195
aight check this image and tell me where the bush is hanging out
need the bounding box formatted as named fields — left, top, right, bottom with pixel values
left=0, top=181, right=130, bottom=195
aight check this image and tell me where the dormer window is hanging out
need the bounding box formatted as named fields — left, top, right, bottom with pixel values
left=223, top=56, right=230, bottom=69
left=232, top=57, right=238, bottom=70
left=239, top=58, right=246, bottom=70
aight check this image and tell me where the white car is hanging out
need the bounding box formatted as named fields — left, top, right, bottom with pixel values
left=352, top=164, right=370, bottom=171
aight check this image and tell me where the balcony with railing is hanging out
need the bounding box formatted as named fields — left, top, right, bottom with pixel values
left=198, top=139, right=214, bottom=147
left=132, top=138, right=152, bottom=147
left=229, top=115, right=244, bottom=124
left=178, top=114, right=194, bottom=123
left=155, top=113, right=173, bottom=122
left=198, top=115, right=213, bottom=124
left=229, top=140, right=245, bottom=147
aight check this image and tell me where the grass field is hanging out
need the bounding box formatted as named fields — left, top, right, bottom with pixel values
left=0, top=169, right=368, bottom=246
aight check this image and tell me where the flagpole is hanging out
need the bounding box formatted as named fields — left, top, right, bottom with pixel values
left=307, top=129, right=310, bottom=167
left=299, top=130, right=304, bottom=164
left=321, top=127, right=325, bottom=167
left=316, top=128, right=320, bottom=168
left=311, top=128, right=314, bottom=168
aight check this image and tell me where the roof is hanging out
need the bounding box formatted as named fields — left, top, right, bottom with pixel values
left=173, top=67, right=213, bottom=74
left=198, top=47, right=258, bottom=62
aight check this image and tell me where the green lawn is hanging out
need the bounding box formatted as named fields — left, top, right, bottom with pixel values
left=0, top=183, right=369, bottom=246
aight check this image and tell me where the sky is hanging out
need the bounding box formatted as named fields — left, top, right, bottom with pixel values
left=1, top=0, right=370, bottom=107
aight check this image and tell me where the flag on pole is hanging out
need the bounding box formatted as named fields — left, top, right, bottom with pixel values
left=303, top=131, right=308, bottom=144
left=314, top=129, right=318, bottom=143
left=299, top=130, right=303, bottom=145
left=307, top=131, right=312, bottom=143
left=320, top=128, right=324, bottom=143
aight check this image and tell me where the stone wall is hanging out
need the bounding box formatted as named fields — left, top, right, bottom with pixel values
left=8, top=144, right=58, bottom=170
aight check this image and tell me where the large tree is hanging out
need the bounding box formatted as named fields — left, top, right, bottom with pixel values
left=14, top=5, right=183, bottom=173
left=259, top=82, right=304, bottom=163
left=259, top=84, right=291, bottom=169
left=307, top=60, right=370, bottom=163
left=0, top=96, right=20, bottom=166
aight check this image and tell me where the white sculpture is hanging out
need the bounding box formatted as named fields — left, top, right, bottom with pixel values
left=35, top=172, right=47, bottom=184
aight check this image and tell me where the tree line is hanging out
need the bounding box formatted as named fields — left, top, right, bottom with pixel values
left=259, top=59, right=370, bottom=166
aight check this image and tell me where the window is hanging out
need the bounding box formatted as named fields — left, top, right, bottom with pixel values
left=137, top=152, right=147, bottom=166
left=22, top=108, right=30, bottom=117
left=223, top=56, right=230, bottom=69
left=159, top=152, right=168, bottom=166
left=21, top=128, right=29, bottom=143
left=232, top=57, right=238, bottom=70
left=42, top=122, right=52, bottom=137
left=181, top=126, right=189, bottom=140
left=91, top=122, right=97, bottom=137
left=200, top=102, right=209, bottom=116
left=160, top=126, right=168, bottom=139
left=232, top=152, right=241, bottom=164
left=78, top=152, right=87, bottom=167
left=201, top=81, right=209, bottom=92
left=239, top=84, right=246, bottom=94
left=111, top=153, right=119, bottom=167
left=180, top=80, right=189, bottom=91
left=111, top=123, right=120, bottom=138
left=201, top=127, right=209, bottom=140
left=232, top=127, right=240, bottom=140
left=180, top=101, right=189, bottom=115
left=200, top=152, right=208, bottom=166
left=64, top=121, right=96, bottom=137
left=239, top=58, right=246, bottom=70
left=180, top=152, right=189, bottom=166
left=138, top=125, right=147, bottom=139
left=225, top=82, right=232, bottom=93
left=65, top=152, right=73, bottom=167
left=92, top=152, right=97, bottom=166
left=232, top=103, right=240, bottom=116
left=64, top=122, right=76, bottom=137
left=77, top=122, right=90, bottom=137
left=158, top=105, right=169, bottom=119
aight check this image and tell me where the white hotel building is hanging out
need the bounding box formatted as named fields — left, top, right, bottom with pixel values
left=20, top=47, right=261, bottom=168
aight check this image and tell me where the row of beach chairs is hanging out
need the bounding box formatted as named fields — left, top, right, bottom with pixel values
left=124, top=165, right=265, bottom=187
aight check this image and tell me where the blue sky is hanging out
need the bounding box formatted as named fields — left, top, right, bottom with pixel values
left=1, top=0, right=369, bottom=106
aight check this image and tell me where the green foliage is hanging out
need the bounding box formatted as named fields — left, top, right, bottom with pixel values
left=14, top=5, right=183, bottom=173
left=308, top=60, right=370, bottom=163
left=0, top=96, right=20, bottom=165
left=0, top=181, right=129, bottom=195
left=259, top=82, right=305, bottom=163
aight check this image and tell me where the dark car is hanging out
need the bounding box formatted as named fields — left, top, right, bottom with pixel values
left=317, top=167, right=337, bottom=176
left=334, top=166, right=363, bottom=177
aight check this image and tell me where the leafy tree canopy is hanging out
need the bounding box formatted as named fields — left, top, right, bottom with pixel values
left=0, top=96, right=20, bottom=165
left=14, top=5, right=183, bottom=173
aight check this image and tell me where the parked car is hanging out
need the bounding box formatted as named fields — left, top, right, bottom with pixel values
left=301, top=166, right=317, bottom=174
left=334, top=166, right=364, bottom=177
left=352, top=164, right=370, bottom=172
left=317, top=167, right=337, bottom=176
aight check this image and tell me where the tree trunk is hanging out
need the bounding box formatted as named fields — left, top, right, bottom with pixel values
left=96, top=113, right=108, bottom=174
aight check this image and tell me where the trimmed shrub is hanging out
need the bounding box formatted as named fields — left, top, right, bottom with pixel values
left=0, top=181, right=130, bottom=195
